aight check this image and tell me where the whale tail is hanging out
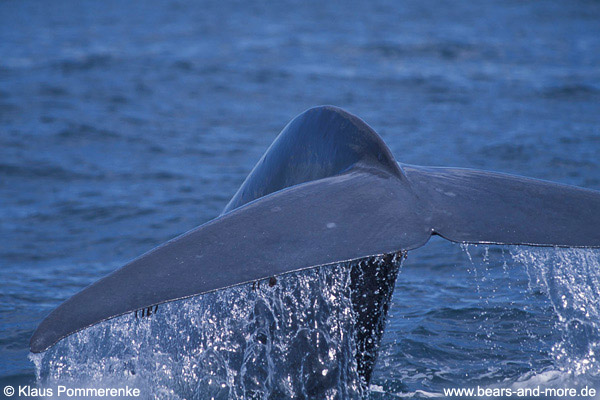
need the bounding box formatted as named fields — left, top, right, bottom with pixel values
left=30, top=106, right=600, bottom=387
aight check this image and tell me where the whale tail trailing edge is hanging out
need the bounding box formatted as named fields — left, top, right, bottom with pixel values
left=30, top=106, right=600, bottom=386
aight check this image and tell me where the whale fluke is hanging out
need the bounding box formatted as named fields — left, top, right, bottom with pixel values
left=30, top=166, right=431, bottom=353
left=30, top=106, right=600, bottom=386
left=405, top=165, right=600, bottom=248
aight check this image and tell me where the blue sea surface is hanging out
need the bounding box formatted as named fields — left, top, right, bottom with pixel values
left=1, top=0, right=600, bottom=398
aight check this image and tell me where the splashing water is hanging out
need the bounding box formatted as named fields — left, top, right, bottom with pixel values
left=364, top=243, right=600, bottom=399
left=511, top=247, right=600, bottom=379
left=30, top=254, right=403, bottom=399
left=30, top=244, right=600, bottom=399
left=456, top=245, right=600, bottom=389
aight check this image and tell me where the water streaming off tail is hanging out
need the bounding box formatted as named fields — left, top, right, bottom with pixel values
left=370, top=242, right=600, bottom=398
left=30, top=255, right=403, bottom=399
left=460, top=245, right=600, bottom=385
left=511, top=247, right=600, bottom=379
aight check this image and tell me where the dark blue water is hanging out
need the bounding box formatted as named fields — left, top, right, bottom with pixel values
left=2, top=0, right=600, bottom=398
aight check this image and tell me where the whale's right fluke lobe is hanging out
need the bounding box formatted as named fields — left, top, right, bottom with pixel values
left=405, top=165, right=600, bottom=248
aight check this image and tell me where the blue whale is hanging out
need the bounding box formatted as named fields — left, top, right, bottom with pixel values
left=30, top=106, right=600, bottom=386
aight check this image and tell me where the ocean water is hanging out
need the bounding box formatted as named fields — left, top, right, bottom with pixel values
left=1, top=0, right=600, bottom=398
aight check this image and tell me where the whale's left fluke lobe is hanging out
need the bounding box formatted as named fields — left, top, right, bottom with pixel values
left=30, top=106, right=600, bottom=387
left=29, top=168, right=431, bottom=354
